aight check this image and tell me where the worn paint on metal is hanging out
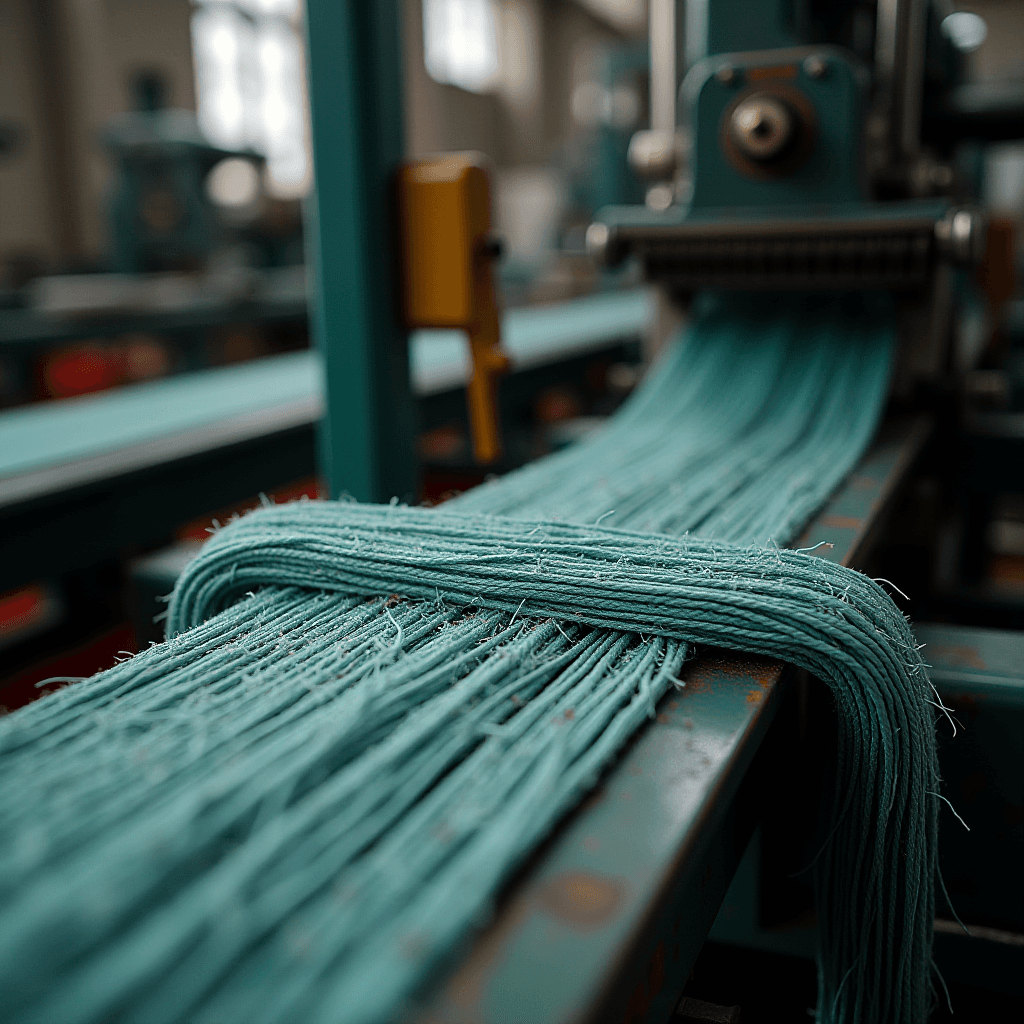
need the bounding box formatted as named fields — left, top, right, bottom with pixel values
left=917, top=623, right=1024, bottom=707
left=820, top=514, right=862, bottom=530
left=915, top=623, right=1024, bottom=935
left=305, top=0, right=415, bottom=503
left=415, top=652, right=785, bottom=1024
left=538, top=872, right=625, bottom=930
left=926, top=644, right=987, bottom=672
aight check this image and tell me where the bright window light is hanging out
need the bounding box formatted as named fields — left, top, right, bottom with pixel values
left=423, top=0, right=500, bottom=93
left=191, top=0, right=310, bottom=197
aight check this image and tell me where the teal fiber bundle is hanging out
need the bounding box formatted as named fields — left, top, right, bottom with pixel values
left=0, top=295, right=940, bottom=1023
left=169, top=501, right=940, bottom=1023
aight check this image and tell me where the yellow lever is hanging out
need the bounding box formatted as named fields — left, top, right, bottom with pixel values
left=398, top=154, right=509, bottom=464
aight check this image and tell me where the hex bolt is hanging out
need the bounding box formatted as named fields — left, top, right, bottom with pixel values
left=627, top=129, right=679, bottom=181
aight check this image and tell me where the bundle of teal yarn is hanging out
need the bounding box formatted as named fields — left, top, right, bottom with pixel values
left=0, top=295, right=941, bottom=1023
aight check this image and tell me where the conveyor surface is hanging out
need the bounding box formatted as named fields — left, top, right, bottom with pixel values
left=0, top=289, right=655, bottom=507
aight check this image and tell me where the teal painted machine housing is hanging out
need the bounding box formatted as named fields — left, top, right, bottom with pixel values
left=685, top=46, right=868, bottom=210
left=685, top=0, right=802, bottom=67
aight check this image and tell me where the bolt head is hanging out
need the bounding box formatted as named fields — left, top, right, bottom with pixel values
left=728, top=94, right=795, bottom=162
left=803, top=54, right=828, bottom=79
left=935, top=207, right=987, bottom=266
left=715, top=65, right=737, bottom=87
left=627, top=129, right=679, bottom=180
left=645, top=184, right=674, bottom=211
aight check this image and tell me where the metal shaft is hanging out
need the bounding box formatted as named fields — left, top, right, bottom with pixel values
left=875, top=0, right=928, bottom=162
left=650, top=0, right=677, bottom=132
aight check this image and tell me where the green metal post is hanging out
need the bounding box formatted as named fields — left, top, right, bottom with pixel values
left=304, top=0, right=416, bottom=502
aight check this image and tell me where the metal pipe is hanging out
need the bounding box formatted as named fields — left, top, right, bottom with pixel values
left=875, top=0, right=928, bottom=161
left=650, top=0, right=676, bottom=132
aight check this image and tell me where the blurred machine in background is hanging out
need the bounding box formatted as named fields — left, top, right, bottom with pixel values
left=104, top=71, right=265, bottom=275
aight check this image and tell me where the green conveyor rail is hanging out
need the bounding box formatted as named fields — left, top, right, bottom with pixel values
left=0, top=289, right=654, bottom=487
left=0, top=352, right=318, bottom=483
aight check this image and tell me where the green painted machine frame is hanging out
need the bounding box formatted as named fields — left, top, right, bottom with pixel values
left=304, top=0, right=415, bottom=504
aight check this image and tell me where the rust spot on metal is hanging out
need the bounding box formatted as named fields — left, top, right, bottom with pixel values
left=746, top=689, right=764, bottom=703
left=989, top=554, right=1024, bottom=587
left=683, top=649, right=782, bottom=692
left=929, top=644, right=987, bottom=671
left=821, top=514, right=862, bottom=530
left=684, top=674, right=710, bottom=693
left=537, top=871, right=624, bottom=930
left=656, top=712, right=671, bottom=724
left=749, top=64, right=797, bottom=79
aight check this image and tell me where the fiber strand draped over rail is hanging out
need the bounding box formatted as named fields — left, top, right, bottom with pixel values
left=0, top=294, right=939, bottom=1024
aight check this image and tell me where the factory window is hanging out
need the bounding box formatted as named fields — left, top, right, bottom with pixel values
left=191, top=0, right=310, bottom=197
left=423, top=0, right=500, bottom=93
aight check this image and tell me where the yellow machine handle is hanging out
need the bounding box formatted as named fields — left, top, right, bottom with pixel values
left=398, top=154, right=509, bottom=464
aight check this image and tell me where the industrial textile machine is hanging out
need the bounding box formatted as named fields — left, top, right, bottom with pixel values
left=588, top=0, right=998, bottom=392
left=394, top=0, right=1013, bottom=472
left=364, top=1, right=1021, bottom=1020
left=1, top=1, right=1020, bottom=1021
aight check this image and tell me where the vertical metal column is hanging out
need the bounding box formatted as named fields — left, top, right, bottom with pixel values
left=650, top=0, right=677, bottom=134
left=304, top=0, right=416, bottom=502
left=875, top=0, right=927, bottom=163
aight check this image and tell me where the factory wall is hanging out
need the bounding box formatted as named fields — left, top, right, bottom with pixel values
left=0, top=0, right=195, bottom=278
left=0, top=0, right=637, bottom=284
left=403, top=0, right=504, bottom=161
left=103, top=0, right=196, bottom=112
left=0, top=0, right=62, bottom=269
